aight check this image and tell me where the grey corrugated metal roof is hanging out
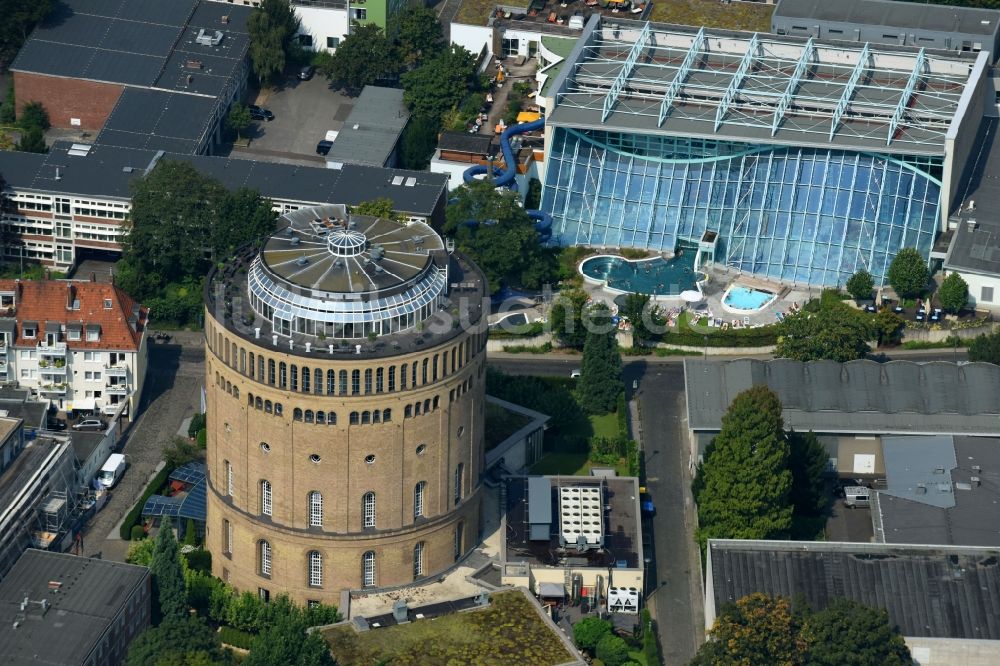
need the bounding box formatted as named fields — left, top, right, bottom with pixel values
left=774, top=0, right=1000, bottom=36
left=528, top=476, right=552, bottom=524
left=327, top=87, right=411, bottom=167
left=875, top=436, right=1000, bottom=547
left=0, top=550, right=148, bottom=664
left=684, top=359, right=1000, bottom=435
left=708, top=539, right=1000, bottom=639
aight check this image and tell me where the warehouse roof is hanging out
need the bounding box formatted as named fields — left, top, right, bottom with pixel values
left=683, top=358, right=1000, bottom=435
left=707, top=539, right=1000, bottom=639
left=327, top=86, right=411, bottom=167
left=774, top=0, right=1000, bottom=37
left=548, top=17, right=983, bottom=155
left=96, top=88, right=219, bottom=154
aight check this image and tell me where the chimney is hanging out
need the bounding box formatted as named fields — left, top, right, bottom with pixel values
left=55, top=167, right=61, bottom=181
left=66, top=284, right=74, bottom=309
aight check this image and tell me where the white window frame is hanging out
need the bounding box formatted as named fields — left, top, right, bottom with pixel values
left=309, top=491, right=323, bottom=527
left=454, top=464, right=463, bottom=505
left=260, top=541, right=272, bottom=576
left=224, top=519, right=233, bottom=555
left=363, top=492, right=375, bottom=528
left=362, top=551, right=375, bottom=587
left=309, top=551, right=323, bottom=587
left=413, top=542, right=424, bottom=579
left=261, top=479, right=272, bottom=516
left=414, top=481, right=425, bottom=519
left=226, top=461, right=233, bottom=496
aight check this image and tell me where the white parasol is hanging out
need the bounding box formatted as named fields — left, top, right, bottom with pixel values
left=680, top=290, right=703, bottom=303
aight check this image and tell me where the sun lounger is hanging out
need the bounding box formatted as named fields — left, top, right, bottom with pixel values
left=776, top=312, right=784, bottom=322
left=722, top=323, right=729, bottom=331
left=743, top=316, right=750, bottom=325
left=707, top=318, right=715, bottom=328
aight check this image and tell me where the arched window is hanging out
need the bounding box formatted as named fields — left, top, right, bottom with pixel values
left=388, top=366, right=396, bottom=392
left=308, top=491, right=323, bottom=527
left=264, top=400, right=273, bottom=414
left=411, top=363, right=417, bottom=387
left=454, top=463, right=463, bottom=505
left=454, top=522, right=464, bottom=561
left=305, top=410, right=314, bottom=423
left=350, top=411, right=359, bottom=425
left=240, top=348, right=246, bottom=374
left=405, top=405, right=412, bottom=418
left=361, top=410, right=371, bottom=424
left=414, top=481, right=426, bottom=519
left=362, top=551, right=375, bottom=588
left=316, top=411, right=325, bottom=425
left=257, top=355, right=264, bottom=382
left=423, top=399, right=430, bottom=413
left=422, top=358, right=428, bottom=385
left=279, top=362, right=287, bottom=389
left=413, top=542, right=425, bottom=579
left=362, top=492, right=375, bottom=528
left=302, top=366, right=310, bottom=393
left=308, top=551, right=322, bottom=587
left=274, top=403, right=283, bottom=416
left=339, top=370, right=348, bottom=395
left=247, top=392, right=254, bottom=407
left=442, top=351, right=449, bottom=376
left=225, top=460, right=233, bottom=496
left=351, top=369, right=360, bottom=395
left=255, top=396, right=263, bottom=410
left=372, top=410, right=380, bottom=424
left=328, top=411, right=337, bottom=425
left=364, top=368, right=372, bottom=394
left=293, top=408, right=303, bottom=421
left=232, top=386, right=240, bottom=399
left=248, top=352, right=255, bottom=379
left=261, top=480, right=272, bottom=516
left=432, top=354, right=439, bottom=381
left=400, top=363, right=408, bottom=390
left=290, top=364, right=298, bottom=391
left=328, top=369, right=336, bottom=395
left=267, top=359, right=275, bottom=385
left=433, top=396, right=439, bottom=410
left=414, top=402, right=422, bottom=416
left=382, top=408, right=391, bottom=422
left=259, top=540, right=272, bottom=576
left=315, top=368, right=323, bottom=394
left=376, top=367, right=384, bottom=393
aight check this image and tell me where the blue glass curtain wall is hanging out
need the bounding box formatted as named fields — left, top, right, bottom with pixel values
left=541, top=128, right=942, bottom=287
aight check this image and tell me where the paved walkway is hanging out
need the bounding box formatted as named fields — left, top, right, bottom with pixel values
left=79, top=335, right=205, bottom=562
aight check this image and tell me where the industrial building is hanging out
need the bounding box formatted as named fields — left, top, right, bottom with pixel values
left=324, top=86, right=411, bottom=169
left=539, top=17, right=989, bottom=287
left=0, top=549, right=150, bottom=666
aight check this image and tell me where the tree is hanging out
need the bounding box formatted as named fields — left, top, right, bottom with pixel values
left=247, top=0, right=300, bottom=85
left=329, top=22, right=398, bottom=94
left=17, top=101, right=49, bottom=131
left=150, top=517, right=187, bottom=622
left=0, top=0, right=55, bottom=69
left=354, top=197, right=399, bottom=221
left=693, top=386, right=792, bottom=548
left=15, top=126, right=47, bottom=153
left=968, top=330, right=1000, bottom=364
left=572, top=617, right=612, bottom=651
left=691, top=593, right=806, bottom=666
left=402, top=46, right=480, bottom=124
left=595, top=634, right=630, bottom=666
left=845, top=269, right=874, bottom=301
left=243, top=612, right=335, bottom=666
left=445, top=181, right=556, bottom=292
left=788, top=430, right=829, bottom=519
left=775, top=302, right=874, bottom=362
left=801, top=598, right=911, bottom=666
left=399, top=115, right=439, bottom=170
left=226, top=103, right=252, bottom=140
left=551, top=288, right=589, bottom=350
left=126, top=617, right=228, bottom=666
left=577, top=304, right=623, bottom=415
left=394, top=6, right=444, bottom=66
left=126, top=537, right=156, bottom=567
left=620, top=292, right=664, bottom=347
left=938, top=272, right=969, bottom=314
left=887, top=247, right=929, bottom=298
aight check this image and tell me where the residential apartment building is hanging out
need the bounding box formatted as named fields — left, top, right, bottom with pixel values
left=0, top=280, right=149, bottom=418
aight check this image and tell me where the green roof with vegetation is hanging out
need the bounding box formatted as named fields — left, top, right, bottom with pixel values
left=456, top=0, right=532, bottom=26
left=648, top=0, right=773, bottom=32
left=323, top=591, right=574, bottom=665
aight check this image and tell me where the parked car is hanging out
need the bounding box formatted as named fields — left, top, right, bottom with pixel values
left=570, top=369, right=581, bottom=378
left=46, top=418, right=67, bottom=431
left=298, top=65, right=315, bottom=80
left=316, top=139, right=333, bottom=156
left=96, top=453, right=126, bottom=489
left=72, top=419, right=106, bottom=431
left=248, top=105, right=274, bottom=121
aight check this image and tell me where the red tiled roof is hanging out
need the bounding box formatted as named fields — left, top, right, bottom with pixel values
left=0, top=279, right=148, bottom=351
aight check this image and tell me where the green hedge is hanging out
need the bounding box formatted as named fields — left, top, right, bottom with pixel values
left=218, top=625, right=255, bottom=650
left=660, top=327, right=777, bottom=348
left=119, top=464, right=172, bottom=539
left=488, top=321, right=545, bottom=339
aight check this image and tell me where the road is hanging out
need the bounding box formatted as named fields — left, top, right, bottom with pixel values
left=80, top=334, right=205, bottom=562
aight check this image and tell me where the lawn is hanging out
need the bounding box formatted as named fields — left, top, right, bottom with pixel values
left=530, top=410, right=631, bottom=476
left=590, top=411, right=620, bottom=440
left=323, top=590, right=573, bottom=665
left=648, top=0, right=774, bottom=32
left=485, top=401, right=535, bottom=452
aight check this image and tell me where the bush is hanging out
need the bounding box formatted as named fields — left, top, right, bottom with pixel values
left=119, top=465, right=172, bottom=539
left=595, top=634, right=630, bottom=666
left=18, top=101, right=50, bottom=131
left=573, top=617, right=612, bottom=651
left=845, top=270, right=874, bottom=301
left=218, top=625, right=255, bottom=650
left=184, top=549, right=212, bottom=573
left=0, top=81, right=15, bottom=125
left=130, top=524, right=147, bottom=541
left=196, top=429, right=207, bottom=448
left=187, top=413, right=206, bottom=437
left=661, top=326, right=778, bottom=348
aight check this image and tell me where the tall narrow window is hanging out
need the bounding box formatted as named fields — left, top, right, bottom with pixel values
left=279, top=362, right=287, bottom=389
left=260, top=540, right=272, bottom=576
left=414, top=481, right=426, bottom=519
left=352, top=369, right=360, bottom=395
left=302, top=366, right=310, bottom=393
left=413, top=542, right=425, bottom=580
left=339, top=369, right=348, bottom=395
left=223, top=519, right=232, bottom=555
left=308, top=491, right=323, bottom=527
left=249, top=352, right=255, bottom=379
left=422, top=358, right=428, bottom=384
left=362, top=551, right=375, bottom=587
left=432, top=354, right=439, bottom=381
left=454, top=464, right=463, bottom=505
left=226, top=460, right=233, bottom=496
left=328, top=369, right=336, bottom=394
left=388, top=366, right=395, bottom=392
left=454, top=522, right=464, bottom=561
left=315, top=368, right=323, bottom=394
left=308, top=551, right=322, bottom=587
left=400, top=363, right=408, bottom=389
left=261, top=480, right=272, bottom=516
left=364, top=368, right=372, bottom=394
left=268, top=359, right=275, bottom=385
left=376, top=367, right=384, bottom=393
left=411, top=362, right=417, bottom=387
left=363, top=491, right=376, bottom=528
left=290, top=364, right=298, bottom=391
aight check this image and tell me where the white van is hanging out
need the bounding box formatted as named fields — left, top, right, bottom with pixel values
left=97, top=453, right=126, bottom=489
left=844, top=486, right=870, bottom=508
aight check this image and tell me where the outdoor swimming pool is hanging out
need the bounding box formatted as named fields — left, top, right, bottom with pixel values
left=580, top=253, right=705, bottom=296
left=722, top=285, right=776, bottom=312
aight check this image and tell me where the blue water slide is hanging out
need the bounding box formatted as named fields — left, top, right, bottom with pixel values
left=462, top=118, right=550, bottom=240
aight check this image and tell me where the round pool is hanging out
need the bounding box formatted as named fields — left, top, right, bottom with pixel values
left=721, top=285, right=777, bottom=313
left=579, top=253, right=706, bottom=297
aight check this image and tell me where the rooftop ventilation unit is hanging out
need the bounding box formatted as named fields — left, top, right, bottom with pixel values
left=67, top=143, right=92, bottom=157
left=405, top=177, right=416, bottom=187
left=185, top=59, right=203, bottom=69
left=967, top=218, right=977, bottom=232
left=392, top=176, right=405, bottom=186
left=195, top=29, right=224, bottom=46
left=558, top=484, right=604, bottom=550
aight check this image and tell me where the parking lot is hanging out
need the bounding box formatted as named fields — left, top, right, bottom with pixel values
left=230, top=76, right=357, bottom=165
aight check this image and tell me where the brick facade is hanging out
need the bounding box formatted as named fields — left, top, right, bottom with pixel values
left=204, top=313, right=487, bottom=605
left=13, top=72, right=123, bottom=130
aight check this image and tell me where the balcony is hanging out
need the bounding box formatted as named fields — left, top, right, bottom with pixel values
left=105, top=383, right=129, bottom=396
left=37, top=342, right=67, bottom=357
left=102, top=402, right=123, bottom=416
left=39, top=383, right=67, bottom=395
left=104, top=364, right=128, bottom=378
left=38, top=361, right=67, bottom=375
